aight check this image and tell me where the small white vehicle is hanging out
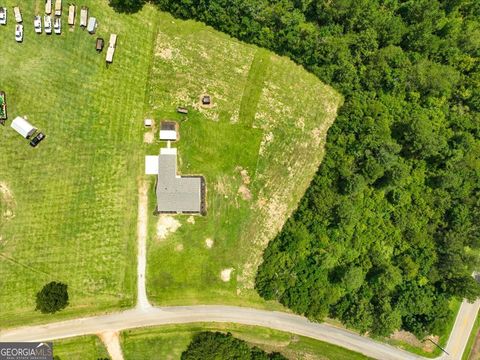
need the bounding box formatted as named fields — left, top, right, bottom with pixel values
left=44, top=15, right=52, bottom=34
left=34, top=15, right=42, bottom=34
left=13, top=6, right=22, bottom=23
left=53, top=16, right=61, bottom=34
left=0, top=7, right=7, bottom=25
left=15, top=24, right=23, bottom=42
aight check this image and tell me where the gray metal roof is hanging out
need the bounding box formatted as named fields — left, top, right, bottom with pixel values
left=156, top=150, right=202, bottom=213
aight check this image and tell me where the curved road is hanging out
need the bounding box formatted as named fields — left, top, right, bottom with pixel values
left=1, top=182, right=476, bottom=360
left=0, top=305, right=421, bottom=360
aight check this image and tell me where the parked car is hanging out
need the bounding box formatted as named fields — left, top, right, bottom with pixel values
left=0, top=7, right=7, bottom=25
left=34, top=15, right=42, bottom=34
left=53, top=16, right=61, bottom=34
left=30, top=132, right=45, bottom=147
left=15, top=24, right=23, bottom=42
left=44, top=15, right=52, bottom=34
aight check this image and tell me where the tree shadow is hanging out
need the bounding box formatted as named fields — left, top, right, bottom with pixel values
left=109, top=0, right=146, bottom=14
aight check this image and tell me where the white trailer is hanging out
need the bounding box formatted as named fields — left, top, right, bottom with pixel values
left=54, top=0, right=61, bottom=16
left=106, top=33, right=117, bottom=64
left=11, top=117, right=36, bottom=139
left=79, top=6, right=87, bottom=28
left=67, top=4, right=75, bottom=26
left=45, top=0, right=52, bottom=14
left=13, top=6, right=22, bottom=23
left=86, top=16, right=96, bottom=34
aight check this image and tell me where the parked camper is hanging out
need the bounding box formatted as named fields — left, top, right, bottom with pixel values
left=79, top=6, right=87, bottom=28
left=34, top=15, right=42, bottom=33
left=13, top=6, right=22, bottom=23
left=67, top=4, right=75, bottom=26
left=106, top=33, right=117, bottom=64
left=45, top=0, right=52, bottom=14
left=44, top=15, right=52, bottom=34
left=0, top=7, right=7, bottom=25
left=86, top=16, right=96, bottom=34
left=15, top=24, right=23, bottom=42
left=54, top=0, right=61, bottom=16
left=54, top=16, right=61, bottom=34
left=11, top=117, right=36, bottom=139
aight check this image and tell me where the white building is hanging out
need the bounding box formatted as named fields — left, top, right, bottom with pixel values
left=11, top=116, right=36, bottom=139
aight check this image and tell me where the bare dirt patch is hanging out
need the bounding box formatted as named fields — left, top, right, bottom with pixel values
left=98, top=331, right=124, bottom=360
left=469, top=330, right=480, bottom=360
left=156, top=215, right=181, bottom=241
left=390, top=330, right=438, bottom=353
left=0, top=182, right=15, bottom=221
left=187, top=216, right=195, bottom=224
left=205, top=238, right=214, bottom=248
left=221, top=268, right=234, bottom=282
left=175, top=243, right=184, bottom=252
left=238, top=184, right=252, bottom=201
left=144, top=132, right=154, bottom=144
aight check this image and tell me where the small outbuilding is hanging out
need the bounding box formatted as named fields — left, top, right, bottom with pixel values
left=176, top=107, right=188, bottom=114
left=11, top=116, right=37, bottom=139
left=159, top=121, right=177, bottom=141
left=144, top=118, right=153, bottom=127
left=201, top=95, right=211, bottom=105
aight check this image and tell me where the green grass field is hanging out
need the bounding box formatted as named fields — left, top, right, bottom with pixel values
left=0, top=0, right=341, bottom=327
left=53, top=336, right=109, bottom=360
left=145, top=13, right=342, bottom=306
left=0, top=0, right=157, bottom=326
left=121, top=323, right=371, bottom=360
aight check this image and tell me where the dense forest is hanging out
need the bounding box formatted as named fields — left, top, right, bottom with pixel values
left=181, top=332, right=287, bottom=359
left=112, top=0, right=480, bottom=337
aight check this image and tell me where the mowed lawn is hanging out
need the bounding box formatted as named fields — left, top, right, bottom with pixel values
left=0, top=0, right=158, bottom=326
left=121, top=323, right=371, bottom=360
left=53, top=336, right=109, bottom=360
left=145, top=13, right=342, bottom=306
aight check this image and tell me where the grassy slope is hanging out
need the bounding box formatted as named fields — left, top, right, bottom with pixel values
left=0, top=0, right=157, bottom=326
left=53, top=336, right=109, bottom=360
left=145, top=13, right=342, bottom=307
left=121, top=323, right=371, bottom=360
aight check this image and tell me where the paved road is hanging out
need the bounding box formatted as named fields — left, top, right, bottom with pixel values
left=444, top=298, right=480, bottom=360
left=0, top=305, right=424, bottom=360
left=1, top=183, right=477, bottom=360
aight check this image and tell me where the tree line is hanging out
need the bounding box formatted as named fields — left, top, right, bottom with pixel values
left=111, top=0, right=480, bottom=338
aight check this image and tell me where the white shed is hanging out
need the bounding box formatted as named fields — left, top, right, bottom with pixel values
left=159, top=121, right=177, bottom=141
left=11, top=116, right=36, bottom=139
